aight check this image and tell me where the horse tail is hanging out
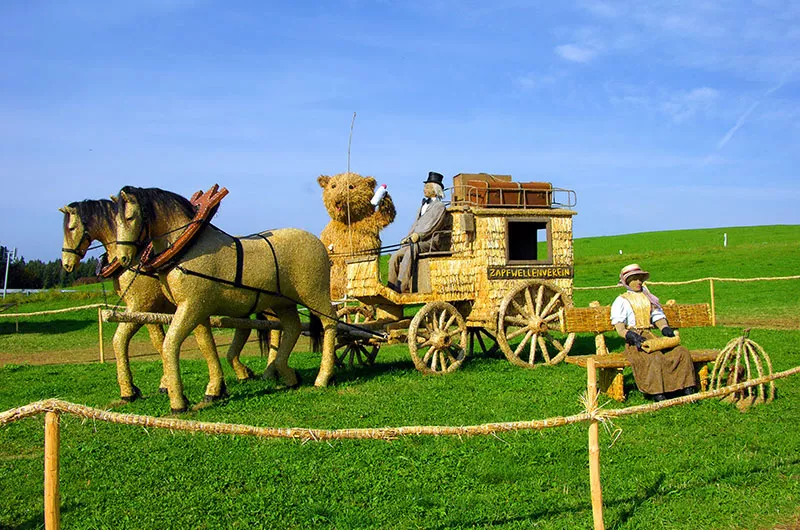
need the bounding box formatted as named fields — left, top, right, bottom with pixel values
left=256, top=313, right=271, bottom=356
left=308, top=314, right=323, bottom=353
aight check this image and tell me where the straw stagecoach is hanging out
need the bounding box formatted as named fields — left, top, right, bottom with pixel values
left=335, top=174, right=582, bottom=374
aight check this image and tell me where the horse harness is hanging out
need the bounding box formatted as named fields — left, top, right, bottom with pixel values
left=173, top=229, right=283, bottom=316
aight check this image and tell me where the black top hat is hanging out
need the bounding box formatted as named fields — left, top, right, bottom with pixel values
left=423, top=171, right=444, bottom=187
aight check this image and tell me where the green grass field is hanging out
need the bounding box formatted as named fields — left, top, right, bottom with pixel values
left=1, top=225, right=799, bottom=529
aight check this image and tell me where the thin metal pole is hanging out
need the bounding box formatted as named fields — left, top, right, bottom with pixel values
left=3, top=248, right=16, bottom=299
left=44, top=411, right=61, bottom=530
left=587, top=357, right=605, bottom=530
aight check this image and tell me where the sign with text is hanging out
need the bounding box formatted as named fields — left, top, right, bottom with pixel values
left=487, top=266, right=574, bottom=280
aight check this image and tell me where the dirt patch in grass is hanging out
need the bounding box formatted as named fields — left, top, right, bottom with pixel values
left=0, top=335, right=312, bottom=367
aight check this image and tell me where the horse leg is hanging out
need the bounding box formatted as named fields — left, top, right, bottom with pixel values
left=263, top=329, right=281, bottom=381
left=112, top=321, right=143, bottom=401
left=144, top=323, right=169, bottom=393
left=226, top=328, right=255, bottom=382
left=191, top=322, right=228, bottom=402
left=161, top=304, right=202, bottom=413
left=269, top=308, right=300, bottom=388
left=314, top=315, right=338, bottom=388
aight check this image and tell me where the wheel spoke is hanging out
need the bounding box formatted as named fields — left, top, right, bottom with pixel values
left=511, top=298, right=528, bottom=319
left=540, top=291, right=562, bottom=318
left=445, top=347, right=458, bottom=365
left=514, top=330, right=533, bottom=358
left=542, top=312, right=561, bottom=324
left=528, top=333, right=539, bottom=364
left=524, top=288, right=535, bottom=318
left=438, top=309, right=447, bottom=330
left=507, top=326, right=529, bottom=341
left=444, top=313, right=457, bottom=330
left=504, top=315, right=528, bottom=326
left=422, top=348, right=433, bottom=365
left=538, top=335, right=551, bottom=363
left=535, top=285, right=544, bottom=315
left=431, top=349, right=439, bottom=371
left=448, top=328, right=463, bottom=339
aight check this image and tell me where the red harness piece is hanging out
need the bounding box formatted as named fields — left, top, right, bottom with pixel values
left=99, top=258, right=123, bottom=278
left=139, top=184, right=229, bottom=272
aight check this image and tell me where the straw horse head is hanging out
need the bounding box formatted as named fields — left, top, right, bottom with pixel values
left=111, top=185, right=338, bottom=413
left=58, top=198, right=257, bottom=403
left=59, top=201, right=115, bottom=273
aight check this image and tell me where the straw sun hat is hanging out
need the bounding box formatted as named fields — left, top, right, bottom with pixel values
left=619, top=263, right=650, bottom=286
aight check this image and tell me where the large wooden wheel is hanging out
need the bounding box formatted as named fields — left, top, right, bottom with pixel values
left=497, top=281, right=575, bottom=368
left=408, top=301, right=468, bottom=375
left=335, top=305, right=380, bottom=368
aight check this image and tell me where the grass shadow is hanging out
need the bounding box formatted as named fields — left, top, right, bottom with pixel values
left=0, top=319, right=95, bottom=335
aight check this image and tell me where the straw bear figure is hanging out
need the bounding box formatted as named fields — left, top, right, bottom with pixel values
left=318, top=172, right=396, bottom=299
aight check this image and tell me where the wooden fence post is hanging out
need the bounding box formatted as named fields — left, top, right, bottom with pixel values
left=44, top=411, right=61, bottom=530
left=587, top=357, right=605, bottom=530
left=709, top=279, right=716, bottom=327
left=97, top=307, right=105, bottom=363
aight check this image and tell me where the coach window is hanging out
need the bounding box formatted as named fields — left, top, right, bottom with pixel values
left=506, top=219, right=552, bottom=264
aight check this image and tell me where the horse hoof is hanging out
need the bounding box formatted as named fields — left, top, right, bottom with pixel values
left=171, top=406, right=188, bottom=414
left=120, top=386, right=142, bottom=403
left=158, top=387, right=168, bottom=394
left=202, top=393, right=227, bottom=403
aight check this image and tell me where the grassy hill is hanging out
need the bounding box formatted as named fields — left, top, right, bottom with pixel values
left=1, top=224, right=799, bottom=529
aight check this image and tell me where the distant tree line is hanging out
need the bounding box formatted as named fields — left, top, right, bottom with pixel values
left=1, top=246, right=101, bottom=289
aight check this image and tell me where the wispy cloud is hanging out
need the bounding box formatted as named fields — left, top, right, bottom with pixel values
left=608, top=84, right=719, bottom=122
left=715, top=61, right=799, bottom=150
left=555, top=43, right=600, bottom=63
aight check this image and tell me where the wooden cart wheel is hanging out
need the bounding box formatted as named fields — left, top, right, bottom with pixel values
left=408, top=301, right=468, bottom=375
left=335, top=305, right=380, bottom=368
left=497, top=281, right=575, bottom=368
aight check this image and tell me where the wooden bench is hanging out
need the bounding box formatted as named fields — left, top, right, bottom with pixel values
left=565, top=349, right=719, bottom=401
left=563, top=300, right=717, bottom=401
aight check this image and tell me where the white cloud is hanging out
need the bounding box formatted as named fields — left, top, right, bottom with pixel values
left=555, top=43, right=599, bottom=63
left=516, top=72, right=558, bottom=90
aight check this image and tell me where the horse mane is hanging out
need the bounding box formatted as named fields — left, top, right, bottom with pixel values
left=66, top=199, right=117, bottom=236
left=119, top=186, right=196, bottom=227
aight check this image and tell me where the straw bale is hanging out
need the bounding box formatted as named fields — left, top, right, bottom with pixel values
left=319, top=172, right=396, bottom=299
left=565, top=306, right=614, bottom=333
left=345, top=257, right=382, bottom=298
left=662, top=303, right=712, bottom=328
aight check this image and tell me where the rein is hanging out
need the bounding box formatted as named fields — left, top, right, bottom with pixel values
left=61, top=231, right=95, bottom=258
left=173, top=265, right=386, bottom=339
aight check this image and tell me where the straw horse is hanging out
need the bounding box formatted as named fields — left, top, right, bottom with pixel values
left=60, top=200, right=257, bottom=402
left=111, top=186, right=338, bottom=412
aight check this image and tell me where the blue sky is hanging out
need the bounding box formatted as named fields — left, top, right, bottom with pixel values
left=1, top=1, right=798, bottom=262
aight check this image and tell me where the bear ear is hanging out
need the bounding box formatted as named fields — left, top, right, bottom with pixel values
left=365, top=176, right=376, bottom=189
left=317, top=175, right=330, bottom=188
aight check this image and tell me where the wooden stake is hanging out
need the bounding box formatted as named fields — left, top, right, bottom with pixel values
left=97, top=307, right=104, bottom=363
left=587, top=357, right=605, bottom=530
left=44, top=411, right=61, bottom=530
left=709, top=279, right=716, bottom=327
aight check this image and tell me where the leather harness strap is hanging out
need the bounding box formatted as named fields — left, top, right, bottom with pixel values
left=233, top=237, right=244, bottom=287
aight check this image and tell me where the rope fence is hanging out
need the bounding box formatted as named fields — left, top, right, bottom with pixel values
left=0, top=303, right=112, bottom=318
left=574, top=274, right=800, bottom=290
left=574, top=274, right=800, bottom=327
left=2, top=363, right=800, bottom=530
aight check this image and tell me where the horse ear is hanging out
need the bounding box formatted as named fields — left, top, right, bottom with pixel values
left=58, top=206, right=68, bottom=214
left=110, top=195, right=118, bottom=203
left=317, top=175, right=330, bottom=188
left=365, top=176, right=376, bottom=189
